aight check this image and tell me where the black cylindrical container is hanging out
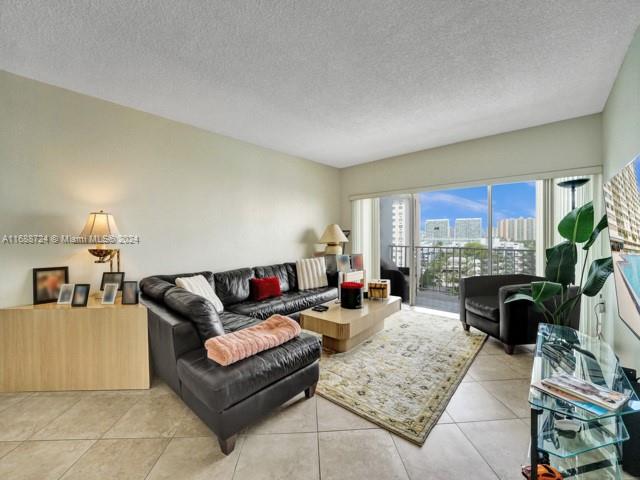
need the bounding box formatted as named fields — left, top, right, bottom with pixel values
left=341, top=282, right=363, bottom=309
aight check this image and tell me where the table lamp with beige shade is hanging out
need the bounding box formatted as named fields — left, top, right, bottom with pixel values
left=80, top=210, right=121, bottom=272
left=319, top=224, right=349, bottom=254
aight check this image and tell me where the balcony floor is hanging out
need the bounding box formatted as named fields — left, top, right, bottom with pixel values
left=415, top=289, right=459, bottom=314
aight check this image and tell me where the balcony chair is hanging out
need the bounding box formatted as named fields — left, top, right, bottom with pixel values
left=459, top=274, right=581, bottom=354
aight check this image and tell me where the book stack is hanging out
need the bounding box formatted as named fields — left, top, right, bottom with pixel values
left=533, top=373, right=630, bottom=416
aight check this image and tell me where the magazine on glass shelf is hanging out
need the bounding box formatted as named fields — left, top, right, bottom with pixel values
left=541, top=373, right=629, bottom=411
left=531, top=381, right=608, bottom=416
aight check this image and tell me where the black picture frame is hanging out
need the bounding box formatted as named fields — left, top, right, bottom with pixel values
left=71, top=284, right=90, bottom=307
left=33, top=266, right=69, bottom=305
left=121, top=281, right=139, bottom=305
left=100, top=272, right=125, bottom=291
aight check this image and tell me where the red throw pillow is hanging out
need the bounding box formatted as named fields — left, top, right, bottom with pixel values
left=250, top=276, right=282, bottom=301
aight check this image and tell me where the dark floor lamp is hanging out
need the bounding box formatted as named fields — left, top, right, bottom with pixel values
left=557, top=178, right=590, bottom=209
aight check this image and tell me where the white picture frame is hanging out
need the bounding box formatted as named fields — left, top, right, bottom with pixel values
left=102, top=282, right=119, bottom=304
left=57, top=283, right=74, bottom=304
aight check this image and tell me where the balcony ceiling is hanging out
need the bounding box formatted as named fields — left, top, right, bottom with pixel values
left=2, top=1, right=639, bottom=168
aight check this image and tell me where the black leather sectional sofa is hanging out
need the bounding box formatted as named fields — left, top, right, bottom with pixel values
left=140, top=262, right=337, bottom=454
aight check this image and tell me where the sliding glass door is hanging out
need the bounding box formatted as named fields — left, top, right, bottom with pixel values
left=378, top=181, right=538, bottom=313
left=379, top=195, right=414, bottom=302
left=417, top=186, right=488, bottom=312
left=491, top=182, right=537, bottom=276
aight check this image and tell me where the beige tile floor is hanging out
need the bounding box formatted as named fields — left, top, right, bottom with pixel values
left=0, top=324, right=636, bottom=479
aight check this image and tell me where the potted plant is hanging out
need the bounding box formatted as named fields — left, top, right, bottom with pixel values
left=505, top=201, right=613, bottom=327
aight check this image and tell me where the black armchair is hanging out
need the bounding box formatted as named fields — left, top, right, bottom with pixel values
left=380, top=258, right=410, bottom=302
left=459, top=275, right=581, bottom=354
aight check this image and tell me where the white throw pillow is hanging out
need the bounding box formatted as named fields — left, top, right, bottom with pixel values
left=176, top=275, right=224, bottom=313
left=296, top=257, right=328, bottom=290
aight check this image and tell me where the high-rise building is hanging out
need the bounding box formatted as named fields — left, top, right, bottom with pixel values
left=604, top=162, right=640, bottom=251
left=455, top=218, right=482, bottom=241
left=391, top=198, right=410, bottom=264
left=425, top=219, right=450, bottom=242
left=497, top=217, right=535, bottom=241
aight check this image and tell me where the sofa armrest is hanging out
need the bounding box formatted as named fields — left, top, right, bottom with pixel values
left=460, top=274, right=543, bottom=325
left=497, top=283, right=582, bottom=345
left=143, top=295, right=202, bottom=393
left=498, top=283, right=531, bottom=303
left=497, top=283, right=537, bottom=345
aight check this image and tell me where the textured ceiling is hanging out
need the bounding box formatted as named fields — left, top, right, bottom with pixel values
left=2, top=1, right=640, bottom=168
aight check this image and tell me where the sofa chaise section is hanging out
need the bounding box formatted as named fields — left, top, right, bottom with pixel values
left=140, top=261, right=336, bottom=454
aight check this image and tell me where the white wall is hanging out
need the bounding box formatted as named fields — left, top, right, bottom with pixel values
left=339, top=114, right=603, bottom=226
left=602, top=28, right=640, bottom=371
left=0, top=70, right=340, bottom=307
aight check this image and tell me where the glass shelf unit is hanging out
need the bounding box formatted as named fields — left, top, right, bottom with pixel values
left=537, top=410, right=629, bottom=458
left=528, top=324, right=639, bottom=480
left=552, top=444, right=623, bottom=480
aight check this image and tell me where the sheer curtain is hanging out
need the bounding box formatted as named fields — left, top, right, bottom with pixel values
left=536, top=179, right=555, bottom=277
left=351, top=198, right=381, bottom=281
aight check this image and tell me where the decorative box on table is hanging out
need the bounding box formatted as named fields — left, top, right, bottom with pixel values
left=368, top=279, right=390, bottom=300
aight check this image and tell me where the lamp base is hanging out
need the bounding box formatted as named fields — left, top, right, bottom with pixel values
left=324, top=244, right=343, bottom=255
left=88, top=248, right=121, bottom=272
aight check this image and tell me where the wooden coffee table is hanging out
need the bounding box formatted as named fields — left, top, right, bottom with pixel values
left=300, top=295, right=401, bottom=352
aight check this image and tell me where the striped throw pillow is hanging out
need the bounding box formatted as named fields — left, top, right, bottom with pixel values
left=296, top=257, right=328, bottom=290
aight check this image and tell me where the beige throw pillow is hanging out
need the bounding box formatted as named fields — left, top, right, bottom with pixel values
left=175, top=275, right=224, bottom=313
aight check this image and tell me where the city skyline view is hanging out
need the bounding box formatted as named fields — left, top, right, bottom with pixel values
left=419, top=182, right=536, bottom=235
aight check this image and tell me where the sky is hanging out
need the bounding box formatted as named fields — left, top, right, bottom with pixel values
left=419, top=182, right=536, bottom=233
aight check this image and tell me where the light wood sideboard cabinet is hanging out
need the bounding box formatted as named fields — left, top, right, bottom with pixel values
left=0, top=297, right=150, bottom=392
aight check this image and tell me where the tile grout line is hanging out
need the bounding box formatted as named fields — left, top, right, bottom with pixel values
left=474, top=374, right=528, bottom=420
left=455, top=423, right=502, bottom=480
left=52, top=438, right=98, bottom=480
left=142, top=409, right=181, bottom=480
left=452, top=416, right=527, bottom=425
left=3, top=435, right=202, bottom=442
left=27, top=394, right=85, bottom=442
left=231, top=432, right=248, bottom=480
left=316, top=395, right=322, bottom=480
left=478, top=377, right=531, bottom=383
left=243, top=426, right=379, bottom=436
left=0, top=440, right=23, bottom=461
left=98, top=394, right=146, bottom=440
left=0, top=392, right=35, bottom=415
left=143, top=437, right=172, bottom=480
left=390, top=433, right=412, bottom=480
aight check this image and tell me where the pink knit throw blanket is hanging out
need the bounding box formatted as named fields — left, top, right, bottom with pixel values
left=205, top=314, right=301, bottom=366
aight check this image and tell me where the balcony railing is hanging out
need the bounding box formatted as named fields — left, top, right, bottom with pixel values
left=389, top=244, right=536, bottom=296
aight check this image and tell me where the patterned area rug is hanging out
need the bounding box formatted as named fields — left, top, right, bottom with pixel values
left=317, top=309, right=486, bottom=445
